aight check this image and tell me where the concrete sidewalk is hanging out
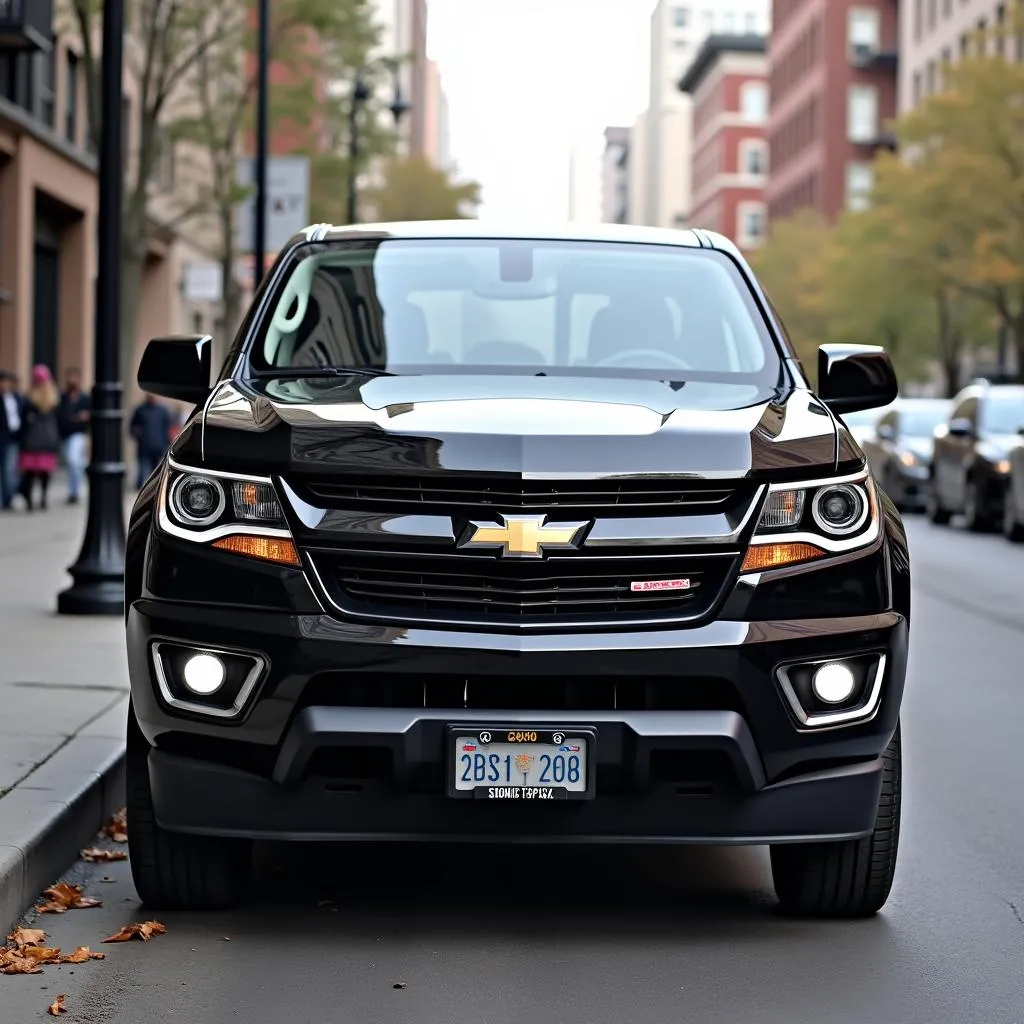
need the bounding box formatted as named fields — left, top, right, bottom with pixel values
left=0, top=477, right=129, bottom=932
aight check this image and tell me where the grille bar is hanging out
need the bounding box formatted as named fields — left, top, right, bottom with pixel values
left=297, top=475, right=744, bottom=515
left=311, top=550, right=737, bottom=625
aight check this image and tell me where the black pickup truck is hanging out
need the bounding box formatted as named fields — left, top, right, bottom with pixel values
left=124, top=222, right=908, bottom=919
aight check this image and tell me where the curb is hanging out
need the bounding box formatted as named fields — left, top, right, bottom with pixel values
left=0, top=697, right=127, bottom=935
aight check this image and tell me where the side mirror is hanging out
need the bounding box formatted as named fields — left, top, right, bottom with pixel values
left=817, top=344, right=899, bottom=415
left=947, top=417, right=974, bottom=439
left=876, top=423, right=896, bottom=442
left=137, top=335, right=212, bottom=405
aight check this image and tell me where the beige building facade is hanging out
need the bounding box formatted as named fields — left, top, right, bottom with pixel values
left=0, top=16, right=225, bottom=403
left=898, top=0, right=1017, bottom=113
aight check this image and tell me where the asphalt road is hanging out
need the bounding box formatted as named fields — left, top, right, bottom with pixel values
left=5, top=515, right=1024, bottom=1024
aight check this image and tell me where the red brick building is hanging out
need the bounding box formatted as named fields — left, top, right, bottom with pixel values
left=678, top=35, right=770, bottom=254
left=766, top=0, right=898, bottom=224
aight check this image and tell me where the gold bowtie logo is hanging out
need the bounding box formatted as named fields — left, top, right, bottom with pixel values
left=462, top=514, right=588, bottom=558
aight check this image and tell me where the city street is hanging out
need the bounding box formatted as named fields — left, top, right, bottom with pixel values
left=3, top=514, right=1023, bottom=1024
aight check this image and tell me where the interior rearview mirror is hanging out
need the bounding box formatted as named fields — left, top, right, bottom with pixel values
left=817, top=344, right=899, bottom=415
left=947, top=417, right=973, bottom=438
left=137, top=335, right=213, bottom=405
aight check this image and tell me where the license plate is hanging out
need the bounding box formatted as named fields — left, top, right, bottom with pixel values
left=447, top=727, right=595, bottom=800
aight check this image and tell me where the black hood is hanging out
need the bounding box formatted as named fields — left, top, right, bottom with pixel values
left=183, top=373, right=850, bottom=481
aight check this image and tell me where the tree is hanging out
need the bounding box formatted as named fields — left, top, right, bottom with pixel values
left=67, top=0, right=240, bottom=379
left=867, top=149, right=993, bottom=395
left=171, top=0, right=385, bottom=343
left=822, top=203, right=935, bottom=386
left=748, top=208, right=832, bottom=371
left=361, top=155, right=482, bottom=222
left=892, top=15, right=1024, bottom=380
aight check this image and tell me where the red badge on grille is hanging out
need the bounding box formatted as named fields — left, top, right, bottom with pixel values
left=630, top=579, right=691, bottom=592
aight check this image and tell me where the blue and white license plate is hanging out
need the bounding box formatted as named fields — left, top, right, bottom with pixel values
left=448, top=727, right=595, bottom=800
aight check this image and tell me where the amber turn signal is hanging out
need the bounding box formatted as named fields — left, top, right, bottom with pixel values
left=741, top=541, right=825, bottom=573
left=211, top=535, right=301, bottom=566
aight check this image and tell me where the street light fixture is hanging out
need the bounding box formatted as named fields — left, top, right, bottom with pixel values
left=346, top=63, right=410, bottom=225
left=57, top=0, right=126, bottom=616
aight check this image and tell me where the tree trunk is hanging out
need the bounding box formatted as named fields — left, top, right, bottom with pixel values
left=935, top=291, right=961, bottom=397
left=1012, top=314, right=1024, bottom=384
left=119, top=250, right=145, bottom=409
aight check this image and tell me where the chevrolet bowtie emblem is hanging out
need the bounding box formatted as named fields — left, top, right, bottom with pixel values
left=461, top=514, right=588, bottom=558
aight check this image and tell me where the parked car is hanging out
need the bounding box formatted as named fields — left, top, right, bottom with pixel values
left=125, top=222, right=909, bottom=919
left=1002, top=429, right=1024, bottom=542
left=838, top=405, right=893, bottom=447
left=860, top=398, right=952, bottom=512
left=928, top=382, right=1024, bottom=530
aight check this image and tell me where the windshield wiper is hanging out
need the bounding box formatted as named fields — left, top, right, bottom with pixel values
left=255, top=366, right=394, bottom=379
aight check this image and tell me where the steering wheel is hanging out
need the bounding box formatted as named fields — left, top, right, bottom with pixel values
left=596, top=349, right=691, bottom=370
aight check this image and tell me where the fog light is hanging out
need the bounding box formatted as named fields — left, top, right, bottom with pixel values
left=182, top=653, right=226, bottom=695
left=811, top=662, right=856, bottom=704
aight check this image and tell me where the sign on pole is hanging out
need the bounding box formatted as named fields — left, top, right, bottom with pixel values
left=182, top=262, right=224, bottom=302
left=235, top=155, right=311, bottom=254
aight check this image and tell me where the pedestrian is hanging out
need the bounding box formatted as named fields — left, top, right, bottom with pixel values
left=58, top=367, right=91, bottom=504
left=129, top=394, right=172, bottom=489
left=17, top=364, right=61, bottom=511
left=0, top=370, right=25, bottom=510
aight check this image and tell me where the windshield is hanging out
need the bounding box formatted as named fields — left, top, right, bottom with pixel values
left=899, top=402, right=951, bottom=436
left=982, top=392, right=1024, bottom=434
left=250, top=239, right=782, bottom=384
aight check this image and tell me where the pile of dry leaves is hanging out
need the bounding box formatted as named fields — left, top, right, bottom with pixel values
left=0, top=808, right=167, bottom=1016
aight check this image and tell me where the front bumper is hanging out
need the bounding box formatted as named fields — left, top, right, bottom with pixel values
left=127, top=599, right=908, bottom=845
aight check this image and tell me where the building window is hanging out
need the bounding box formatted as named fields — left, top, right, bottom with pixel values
left=155, top=137, right=176, bottom=191
left=846, top=162, right=875, bottom=211
left=702, top=9, right=715, bottom=30
left=724, top=11, right=736, bottom=32
left=674, top=38, right=688, bottom=50
left=122, top=94, right=131, bottom=173
left=744, top=11, right=758, bottom=32
left=673, top=6, right=689, bottom=27
left=942, top=0, right=952, bottom=15
left=740, top=82, right=768, bottom=122
left=847, top=85, right=878, bottom=142
left=913, top=70, right=922, bottom=105
left=36, top=48, right=55, bottom=127
left=740, top=138, right=767, bottom=176
left=926, top=59, right=936, bottom=94
left=64, top=50, right=78, bottom=144
left=848, top=7, right=880, bottom=60
left=914, top=0, right=922, bottom=41
left=927, top=0, right=937, bottom=32
left=737, top=202, right=766, bottom=248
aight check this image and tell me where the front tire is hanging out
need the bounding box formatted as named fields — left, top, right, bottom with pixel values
left=770, top=724, right=901, bottom=919
left=926, top=480, right=951, bottom=524
left=126, top=704, right=253, bottom=911
left=1004, top=486, right=1024, bottom=543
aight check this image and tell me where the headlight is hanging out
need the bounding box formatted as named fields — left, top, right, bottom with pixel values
left=159, top=459, right=299, bottom=566
left=743, top=471, right=878, bottom=574
left=995, top=459, right=1011, bottom=475
left=169, top=474, right=227, bottom=527
left=811, top=483, right=868, bottom=536
left=898, top=450, right=919, bottom=468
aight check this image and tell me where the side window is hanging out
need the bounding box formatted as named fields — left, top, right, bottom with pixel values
left=954, top=396, right=978, bottom=424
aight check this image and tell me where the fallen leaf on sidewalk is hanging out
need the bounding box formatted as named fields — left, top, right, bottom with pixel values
left=101, top=808, right=128, bottom=843
left=5, top=927, right=46, bottom=949
left=81, top=846, right=128, bottom=863
left=0, top=951, right=43, bottom=975
left=47, top=994, right=67, bottom=1016
left=18, top=946, right=62, bottom=964
left=59, top=946, right=105, bottom=964
left=37, top=883, right=102, bottom=913
left=103, top=920, right=166, bottom=943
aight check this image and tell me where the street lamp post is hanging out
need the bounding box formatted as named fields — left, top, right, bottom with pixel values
left=253, top=0, right=269, bottom=286
left=57, top=0, right=125, bottom=616
left=346, top=65, right=410, bottom=225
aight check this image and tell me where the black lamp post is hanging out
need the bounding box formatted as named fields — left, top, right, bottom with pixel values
left=253, top=0, right=269, bottom=286
left=57, top=0, right=125, bottom=616
left=346, top=64, right=410, bottom=224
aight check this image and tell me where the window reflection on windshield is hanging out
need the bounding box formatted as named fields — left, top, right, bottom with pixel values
left=982, top=394, right=1024, bottom=435
left=253, top=239, right=783, bottom=385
